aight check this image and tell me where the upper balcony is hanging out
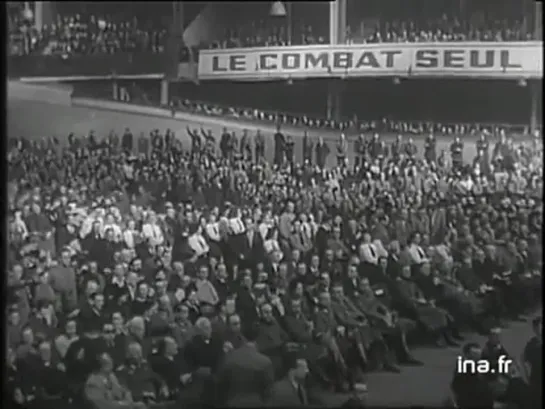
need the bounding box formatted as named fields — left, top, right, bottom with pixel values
left=7, top=0, right=542, bottom=80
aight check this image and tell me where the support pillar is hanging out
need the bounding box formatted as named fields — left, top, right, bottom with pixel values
left=286, top=2, right=293, bottom=45
left=160, top=79, right=169, bottom=106
left=337, top=0, right=347, bottom=44
left=530, top=82, right=541, bottom=132
left=534, top=1, right=542, bottom=38
left=327, top=0, right=347, bottom=121
left=112, top=80, right=119, bottom=101
left=34, top=1, right=43, bottom=31
left=329, top=1, right=338, bottom=45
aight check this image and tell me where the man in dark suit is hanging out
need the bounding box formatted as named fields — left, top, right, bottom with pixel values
left=330, top=282, right=399, bottom=372
left=215, top=325, right=275, bottom=407
left=451, top=342, right=495, bottom=409
left=184, top=317, right=224, bottom=374
left=224, top=314, right=248, bottom=349
left=267, top=353, right=313, bottom=407
left=393, top=265, right=459, bottom=347
left=115, top=342, right=165, bottom=404
left=256, top=303, right=290, bottom=376
left=238, top=218, right=265, bottom=270
left=236, top=274, right=261, bottom=336
left=121, top=128, right=133, bottom=152
left=353, top=278, right=422, bottom=366
left=151, top=336, right=211, bottom=405
left=283, top=298, right=343, bottom=387
left=274, top=125, right=285, bottom=166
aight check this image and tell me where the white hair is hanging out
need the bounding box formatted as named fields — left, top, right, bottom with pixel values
left=195, top=317, right=211, bottom=330
left=128, top=316, right=145, bottom=331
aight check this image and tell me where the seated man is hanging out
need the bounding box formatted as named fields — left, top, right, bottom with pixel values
left=313, top=290, right=367, bottom=391
left=330, top=281, right=400, bottom=372
left=255, top=303, right=290, bottom=376
left=416, top=261, right=490, bottom=334
left=224, top=314, right=248, bottom=349
left=353, top=278, right=422, bottom=366
left=267, top=354, right=324, bottom=407
left=85, top=352, right=145, bottom=409
left=481, top=328, right=529, bottom=408
left=116, top=341, right=167, bottom=405
left=451, top=343, right=495, bottom=409
left=184, top=317, right=224, bottom=374
left=283, top=297, right=345, bottom=387
left=393, top=265, right=459, bottom=347
left=150, top=336, right=210, bottom=405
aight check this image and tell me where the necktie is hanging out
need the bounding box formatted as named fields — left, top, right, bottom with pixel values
left=417, top=247, right=425, bottom=258
left=369, top=245, right=376, bottom=258
left=198, top=237, right=206, bottom=252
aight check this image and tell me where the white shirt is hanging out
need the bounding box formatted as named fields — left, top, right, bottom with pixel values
left=123, top=229, right=136, bottom=249
left=264, top=239, right=281, bottom=255
left=459, top=178, right=474, bottom=192
left=258, top=222, right=273, bottom=240
left=11, top=218, right=28, bottom=240
left=102, top=223, right=122, bottom=241
left=229, top=218, right=246, bottom=235
left=205, top=222, right=221, bottom=242
left=372, top=239, right=389, bottom=259
left=142, top=223, right=164, bottom=245
left=408, top=244, right=428, bottom=265
left=188, top=233, right=210, bottom=257
left=360, top=243, right=379, bottom=265
left=79, top=216, right=98, bottom=239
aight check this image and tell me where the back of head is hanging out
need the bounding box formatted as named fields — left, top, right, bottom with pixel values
left=244, top=323, right=261, bottom=344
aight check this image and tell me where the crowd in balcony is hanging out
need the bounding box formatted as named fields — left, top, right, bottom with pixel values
left=8, top=2, right=173, bottom=57
left=206, top=0, right=539, bottom=49
left=7, top=0, right=541, bottom=60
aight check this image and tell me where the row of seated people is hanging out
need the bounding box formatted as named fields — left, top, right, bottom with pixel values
left=6, top=248, right=541, bottom=408
left=349, top=16, right=534, bottom=43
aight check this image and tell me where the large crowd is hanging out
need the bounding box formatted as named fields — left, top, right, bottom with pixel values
left=207, top=0, right=539, bottom=49
left=8, top=0, right=540, bottom=57
left=6, top=116, right=543, bottom=408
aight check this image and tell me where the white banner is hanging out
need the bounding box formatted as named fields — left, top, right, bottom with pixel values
left=197, top=42, right=543, bottom=80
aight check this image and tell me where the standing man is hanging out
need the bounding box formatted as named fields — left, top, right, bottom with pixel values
left=268, top=355, right=314, bottom=407
left=220, top=127, right=231, bottom=160
left=255, top=130, right=265, bottom=162
left=274, top=125, right=285, bottom=166
left=303, top=131, right=313, bottom=165
left=336, top=134, right=347, bottom=168
left=285, top=133, right=295, bottom=166
left=315, top=137, right=330, bottom=169
left=215, top=326, right=274, bottom=406
left=122, top=128, right=133, bottom=153
left=424, top=134, right=436, bottom=164
left=391, top=134, right=403, bottom=163
left=187, top=126, right=202, bottom=160
left=354, top=133, right=366, bottom=168
left=240, top=129, right=252, bottom=161
left=522, top=317, right=542, bottom=409
left=450, top=136, right=464, bottom=171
